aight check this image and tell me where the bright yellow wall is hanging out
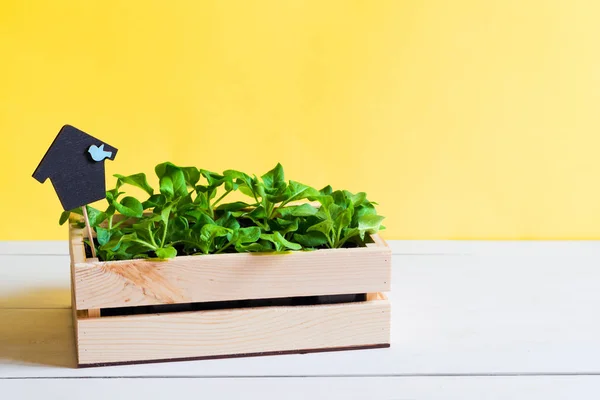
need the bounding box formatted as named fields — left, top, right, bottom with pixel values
left=2, top=0, right=600, bottom=240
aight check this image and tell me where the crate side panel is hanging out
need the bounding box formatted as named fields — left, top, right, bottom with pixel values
left=69, top=223, right=87, bottom=361
left=73, top=243, right=392, bottom=310
left=76, top=297, right=390, bottom=365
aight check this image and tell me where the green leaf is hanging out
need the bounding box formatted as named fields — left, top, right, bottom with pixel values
left=100, top=233, right=138, bottom=252
left=326, top=203, right=344, bottom=220
left=143, top=194, right=166, bottom=209
left=235, top=241, right=273, bottom=252
left=223, top=169, right=251, bottom=192
left=114, top=173, right=154, bottom=196
left=102, top=239, right=138, bottom=260
left=216, top=212, right=240, bottom=230
left=339, top=227, right=360, bottom=245
left=132, top=253, right=150, bottom=259
left=85, top=205, right=107, bottom=226
left=216, top=201, right=252, bottom=211
left=181, top=167, right=200, bottom=187
left=160, top=176, right=174, bottom=198
left=226, top=171, right=261, bottom=200
left=70, top=207, right=84, bottom=216
left=170, top=170, right=187, bottom=197
left=201, top=224, right=230, bottom=239
left=284, top=181, right=319, bottom=203
left=352, top=203, right=377, bottom=226
left=113, top=196, right=144, bottom=218
left=331, top=190, right=351, bottom=208
left=106, top=189, right=124, bottom=202
left=313, top=194, right=334, bottom=209
left=228, top=226, right=261, bottom=244
left=319, top=185, right=333, bottom=195
left=191, top=213, right=216, bottom=231
left=59, top=211, right=71, bottom=225
left=278, top=203, right=318, bottom=218
left=348, top=191, right=367, bottom=207
left=265, top=188, right=289, bottom=204
left=261, top=163, right=285, bottom=189
left=156, top=163, right=188, bottom=198
left=104, top=205, right=116, bottom=218
left=173, top=216, right=189, bottom=231
left=95, top=227, right=111, bottom=246
left=160, top=203, right=173, bottom=225
left=237, top=226, right=261, bottom=243
left=260, top=231, right=301, bottom=251
left=154, top=162, right=175, bottom=178
left=200, top=169, right=224, bottom=187
left=293, top=231, right=329, bottom=247
left=197, top=224, right=230, bottom=254
left=275, top=218, right=299, bottom=234
left=132, top=220, right=157, bottom=245
left=273, top=231, right=302, bottom=251
left=193, top=187, right=210, bottom=209
left=238, top=185, right=255, bottom=198
left=247, top=205, right=267, bottom=220
left=307, top=219, right=333, bottom=236
left=358, top=214, right=385, bottom=239
left=182, top=208, right=209, bottom=223
left=155, top=246, right=177, bottom=259
left=334, top=208, right=353, bottom=232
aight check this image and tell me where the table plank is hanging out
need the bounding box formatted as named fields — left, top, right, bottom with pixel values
left=0, top=241, right=68, bottom=255
left=2, top=250, right=600, bottom=377
left=393, top=240, right=600, bottom=257
left=0, top=256, right=71, bottom=309
left=2, top=376, right=599, bottom=400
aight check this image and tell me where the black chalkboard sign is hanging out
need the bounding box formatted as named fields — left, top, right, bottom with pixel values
left=33, top=125, right=118, bottom=210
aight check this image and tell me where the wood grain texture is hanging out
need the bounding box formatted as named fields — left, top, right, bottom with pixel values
left=68, top=224, right=85, bottom=361
left=76, top=294, right=390, bottom=365
left=78, top=344, right=390, bottom=368
left=70, top=223, right=391, bottom=310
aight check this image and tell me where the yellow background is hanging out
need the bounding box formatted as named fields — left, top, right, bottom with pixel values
left=1, top=0, right=600, bottom=240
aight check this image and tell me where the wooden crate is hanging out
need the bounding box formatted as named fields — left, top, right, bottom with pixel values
left=69, top=221, right=392, bottom=367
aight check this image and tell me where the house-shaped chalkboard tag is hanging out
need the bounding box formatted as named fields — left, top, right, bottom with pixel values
left=32, top=125, right=118, bottom=211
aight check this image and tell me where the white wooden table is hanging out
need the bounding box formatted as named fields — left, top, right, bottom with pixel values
left=2, top=241, right=600, bottom=399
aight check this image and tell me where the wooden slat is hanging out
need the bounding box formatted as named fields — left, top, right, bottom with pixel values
left=69, top=223, right=101, bottom=317
left=69, top=224, right=86, bottom=264
left=370, top=234, right=388, bottom=248
left=76, top=293, right=390, bottom=365
left=366, top=292, right=387, bottom=301
left=68, top=224, right=84, bottom=361
left=72, top=231, right=392, bottom=310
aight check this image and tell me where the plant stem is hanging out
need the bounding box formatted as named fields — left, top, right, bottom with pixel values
left=132, top=239, right=157, bottom=250
left=161, top=220, right=168, bottom=247
left=215, top=241, right=233, bottom=254
left=336, top=231, right=359, bottom=249
left=112, top=219, right=127, bottom=230
left=212, top=190, right=232, bottom=208
left=207, top=189, right=215, bottom=218
left=148, top=225, right=159, bottom=248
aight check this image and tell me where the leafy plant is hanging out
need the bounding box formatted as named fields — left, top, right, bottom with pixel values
left=60, top=163, right=385, bottom=261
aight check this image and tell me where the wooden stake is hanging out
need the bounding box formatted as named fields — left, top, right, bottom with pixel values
left=81, top=205, right=97, bottom=259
